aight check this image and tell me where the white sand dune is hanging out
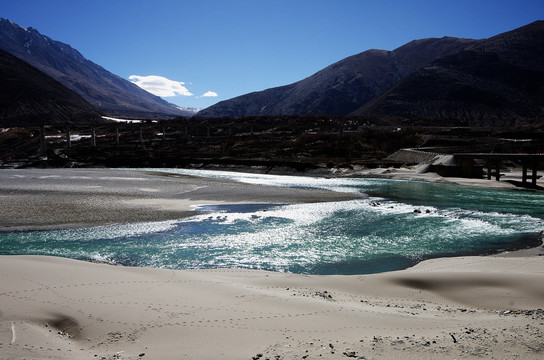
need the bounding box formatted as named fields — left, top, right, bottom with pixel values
left=1, top=255, right=543, bottom=359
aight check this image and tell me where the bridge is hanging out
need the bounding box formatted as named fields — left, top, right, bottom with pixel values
left=388, top=149, right=543, bottom=188
left=453, top=153, right=543, bottom=187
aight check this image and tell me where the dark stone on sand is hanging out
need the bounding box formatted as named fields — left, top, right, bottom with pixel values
left=343, top=351, right=357, bottom=357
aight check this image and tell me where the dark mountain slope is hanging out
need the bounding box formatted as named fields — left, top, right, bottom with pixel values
left=354, top=21, right=544, bottom=127
left=0, top=18, right=191, bottom=118
left=0, top=48, right=100, bottom=125
left=197, top=37, right=477, bottom=118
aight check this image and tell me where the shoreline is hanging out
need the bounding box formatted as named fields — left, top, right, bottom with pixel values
left=0, top=166, right=542, bottom=257
left=1, top=167, right=541, bottom=257
left=1, top=167, right=543, bottom=359
left=3, top=164, right=537, bottom=233
left=193, top=162, right=543, bottom=191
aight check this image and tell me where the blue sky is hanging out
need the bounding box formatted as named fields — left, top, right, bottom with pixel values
left=1, top=0, right=543, bottom=109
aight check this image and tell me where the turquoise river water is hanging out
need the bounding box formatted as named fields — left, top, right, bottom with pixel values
left=1, top=169, right=543, bottom=274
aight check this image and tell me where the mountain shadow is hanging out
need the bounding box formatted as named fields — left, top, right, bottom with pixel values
left=0, top=48, right=101, bottom=125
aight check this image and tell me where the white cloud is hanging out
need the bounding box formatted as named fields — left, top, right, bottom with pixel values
left=201, top=91, right=218, bottom=97
left=129, top=75, right=193, bottom=97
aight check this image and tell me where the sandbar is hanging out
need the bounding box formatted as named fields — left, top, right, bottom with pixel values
left=0, top=168, right=360, bottom=231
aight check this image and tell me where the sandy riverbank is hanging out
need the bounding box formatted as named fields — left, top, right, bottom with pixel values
left=1, top=255, right=543, bottom=360
left=1, top=168, right=543, bottom=359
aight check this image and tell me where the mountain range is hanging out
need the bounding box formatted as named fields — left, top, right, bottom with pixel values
left=1, top=18, right=542, bottom=126
left=198, top=21, right=544, bottom=127
left=0, top=18, right=191, bottom=119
